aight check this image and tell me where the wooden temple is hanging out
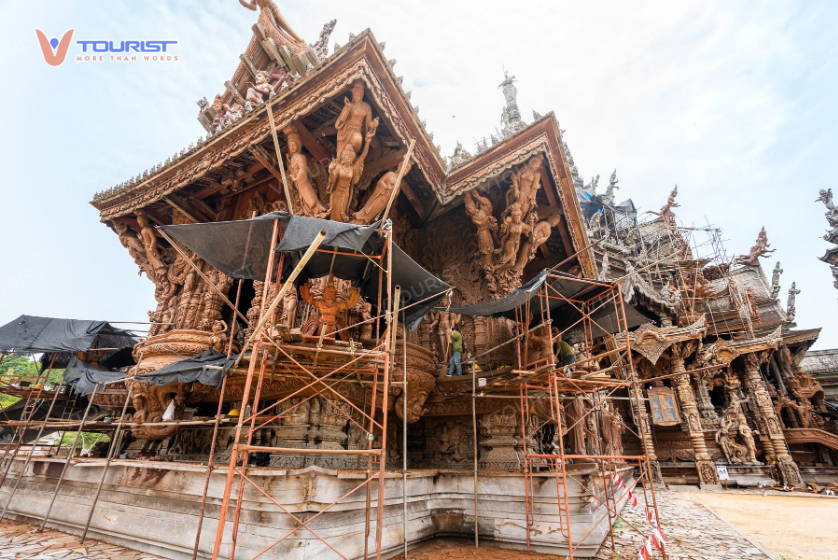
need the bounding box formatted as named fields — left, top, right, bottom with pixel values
left=0, top=2, right=836, bottom=559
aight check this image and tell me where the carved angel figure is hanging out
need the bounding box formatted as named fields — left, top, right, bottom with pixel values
left=114, top=222, right=150, bottom=277
left=334, top=81, right=379, bottom=159
left=513, top=156, right=544, bottom=217
left=351, top=158, right=413, bottom=224
left=463, top=190, right=497, bottom=269
left=735, top=227, right=774, bottom=267
left=300, top=278, right=359, bottom=339
left=284, top=126, right=328, bottom=217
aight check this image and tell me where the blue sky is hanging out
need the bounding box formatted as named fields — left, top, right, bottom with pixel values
left=0, top=1, right=836, bottom=347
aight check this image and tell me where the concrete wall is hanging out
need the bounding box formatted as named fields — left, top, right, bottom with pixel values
left=0, top=458, right=627, bottom=559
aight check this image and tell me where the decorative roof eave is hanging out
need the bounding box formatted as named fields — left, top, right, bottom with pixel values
left=701, top=326, right=784, bottom=367
left=781, top=327, right=821, bottom=349
left=91, top=30, right=446, bottom=221
left=629, top=315, right=707, bottom=365
left=442, top=113, right=596, bottom=278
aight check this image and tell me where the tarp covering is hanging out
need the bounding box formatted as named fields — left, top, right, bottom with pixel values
left=445, top=270, right=649, bottom=338
left=64, top=356, right=127, bottom=396
left=0, top=315, right=135, bottom=354
left=158, top=212, right=380, bottom=281
left=158, top=213, right=450, bottom=330
left=133, top=350, right=234, bottom=388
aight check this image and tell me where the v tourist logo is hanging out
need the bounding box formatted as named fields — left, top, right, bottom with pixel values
left=35, top=29, right=75, bottom=66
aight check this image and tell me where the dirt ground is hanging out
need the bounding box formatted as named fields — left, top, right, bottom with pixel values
left=407, top=539, right=562, bottom=560
left=692, top=492, right=838, bottom=560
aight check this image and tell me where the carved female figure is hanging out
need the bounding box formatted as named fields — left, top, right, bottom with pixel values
left=334, top=81, right=379, bottom=158
left=135, top=210, right=166, bottom=279
left=328, top=134, right=373, bottom=222
left=495, top=203, right=535, bottom=273
left=514, top=210, right=562, bottom=275
left=463, top=190, right=497, bottom=269
left=239, top=0, right=307, bottom=55
left=285, top=128, right=328, bottom=217
left=514, top=156, right=544, bottom=217
left=351, top=159, right=413, bottom=224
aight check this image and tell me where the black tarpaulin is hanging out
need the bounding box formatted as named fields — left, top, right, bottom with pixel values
left=445, top=270, right=649, bottom=338
left=157, top=212, right=380, bottom=281
left=133, top=350, right=234, bottom=388
left=158, top=213, right=450, bottom=331
left=0, top=315, right=135, bottom=354
left=64, top=356, right=126, bottom=396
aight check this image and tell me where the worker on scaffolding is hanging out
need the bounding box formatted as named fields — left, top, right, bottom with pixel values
left=447, top=325, right=464, bottom=376
left=552, top=327, right=575, bottom=368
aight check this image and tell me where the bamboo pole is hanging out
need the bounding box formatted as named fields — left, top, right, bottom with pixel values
left=0, top=377, right=65, bottom=520
left=79, top=353, right=144, bottom=543
left=402, top=308, right=409, bottom=559
left=232, top=229, right=328, bottom=369
left=157, top=229, right=251, bottom=328
left=266, top=101, right=295, bottom=214
left=381, top=139, right=415, bottom=224
left=191, top=279, right=242, bottom=560
left=38, top=383, right=100, bottom=531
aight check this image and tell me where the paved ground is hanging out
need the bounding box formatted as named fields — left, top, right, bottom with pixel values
left=694, top=491, right=838, bottom=560
left=0, top=519, right=168, bottom=559
left=592, top=488, right=772, bottom=560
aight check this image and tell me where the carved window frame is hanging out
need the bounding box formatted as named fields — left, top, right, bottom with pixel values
left=648, top=386, right=681, bottom=426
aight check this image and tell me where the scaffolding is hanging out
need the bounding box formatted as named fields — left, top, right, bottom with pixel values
left=470, top=272, right=666, bottom=559
left=0, top=230, right=668, bottom=560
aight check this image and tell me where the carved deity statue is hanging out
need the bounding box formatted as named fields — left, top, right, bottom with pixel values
left=737, top=417, right=758, bottom=463
left=355, top=299, right=374, bottom=339
left=566, top=393, right=588, bottom=456
left=510, top=156, right=544, bottom=218
left=300, top=278, right=360, bottom=339
left=514, top=209, right=562, bottom=275
left=134, top=210, right=166, bottom=279
left=284, top=126, right=329, bottom=218
left=209, top=320, right=228, bottom=353
left=328, top=138, right=373, bottom=222
left=238, top=0, right=307, bottom=55
left=495, top=203, right=536, bottom=274
left=334, top=81, right=379, bottom=160
left=735, top=227, right=774, bottom=267
left=245, top=70, right=278, bottom=106
left=601, top=402, right=625, bottom=458
left=463, top=190, right=497, bottom=270
left=282, top=287, right=298, bottom=328
left=770, top=261, right=783, bottom=300
left=786, top=282, right=800, bottom=322
left=603, top=169, right=619, bottom=204
left=648, top=185, right=679, bottom=227
left=352, top=158, right=413, bottom=224
left=427, top=308, right=461, bottom=363
left=114, top=222, right=151, bottom=277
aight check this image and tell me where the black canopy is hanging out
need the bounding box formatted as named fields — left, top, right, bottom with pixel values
left=64, top=356, right=127, bottom=396
left=445, top=270, right=649, bottom=338
left=0, top=315, right=135, bottom=354
left=158, top=213, right=450, bottom=330
left=133, top=349, right=234, bottom=388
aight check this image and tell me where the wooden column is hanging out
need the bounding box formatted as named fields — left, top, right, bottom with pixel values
left=742, top=353, right=802, bottom=485
left=671, top=342, right=718, bottom=485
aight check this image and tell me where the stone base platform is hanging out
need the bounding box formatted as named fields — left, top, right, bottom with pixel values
left=0, top=458, right=629, bottom=559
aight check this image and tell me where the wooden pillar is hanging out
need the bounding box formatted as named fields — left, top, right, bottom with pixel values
left=671, top=342, right=718, bottom=486
left=743, top=353, right=802, bottom=486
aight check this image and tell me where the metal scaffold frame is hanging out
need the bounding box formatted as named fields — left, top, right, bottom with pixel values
left=476, top=272, right=666, bottom=560
left=196, top=220, right=401, bottom=560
